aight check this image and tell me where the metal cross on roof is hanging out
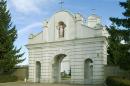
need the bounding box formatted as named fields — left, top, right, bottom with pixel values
left=59, top=0, right=64, bottom=9
left=92, top=9, right=96, bottom=15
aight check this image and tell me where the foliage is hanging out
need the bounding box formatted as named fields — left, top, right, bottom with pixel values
left=107, top=0, right=130, bottom=71
left=110, top=0, right=130, bottom=29
left=0, top=74, right=17, bottom=83
left=61, top=70, right=71, bottom=80
left=0, top=0, right=24, bottom=74
left=107, top=26, right=130, bottom=69
left=106, top=76, right=130, bottom=86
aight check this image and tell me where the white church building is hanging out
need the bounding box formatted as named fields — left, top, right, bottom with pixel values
left=26, top=10, right=109, bottom=84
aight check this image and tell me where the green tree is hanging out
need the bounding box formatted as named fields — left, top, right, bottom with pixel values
left=108, top=0, right=130, bottom=70
left=0, top=0, right=24, bottom=74
left=107, top=26, right=130, bottom=66
left=110, top=0, right=130, bottom=29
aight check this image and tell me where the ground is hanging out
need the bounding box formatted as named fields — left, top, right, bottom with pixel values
left=0, top=82, right=104, bottom=86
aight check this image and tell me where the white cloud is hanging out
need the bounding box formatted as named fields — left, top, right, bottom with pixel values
left=11, top=0, right=54, bottom=14
left=11, top=0, right=40, bottom=13
left=18, top=22, right=42, bottom=35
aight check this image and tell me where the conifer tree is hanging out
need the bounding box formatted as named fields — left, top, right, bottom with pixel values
left=110, top=0, right=130, bottom=29
left=108, top=0, right=130, bottom=70
left=0, top=0, right=24, bottom=74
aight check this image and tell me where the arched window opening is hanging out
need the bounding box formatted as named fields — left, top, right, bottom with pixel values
left=58, top=21, right=66, bottom=38
left=84, top=58, right=93, bottom=84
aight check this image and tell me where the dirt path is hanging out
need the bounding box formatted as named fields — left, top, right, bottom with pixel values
left=0, top=82, right=104, bottom=86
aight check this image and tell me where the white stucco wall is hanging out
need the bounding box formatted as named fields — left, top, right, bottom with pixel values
left=28, top=10, right=108, bottom=44
left=26, top=10, right=108, bottom=84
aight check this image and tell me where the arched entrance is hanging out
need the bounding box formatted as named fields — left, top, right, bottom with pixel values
left=52, top=54, right=71, bottom=83
left=84, top=59, right=93, bottom=84
left=36, top=61, right=41, bottom=83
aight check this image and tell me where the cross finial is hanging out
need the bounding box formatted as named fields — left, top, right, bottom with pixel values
left=92, top=9, right=96, bottom=15
left=59, top=0, right=64, bottom=10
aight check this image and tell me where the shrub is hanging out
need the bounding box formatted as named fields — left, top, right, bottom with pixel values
left=106, top=76, right=130, bottom=86
left=0, top=74, right=18, bottom=83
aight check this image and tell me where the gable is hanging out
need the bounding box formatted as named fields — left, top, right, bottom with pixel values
left=28, top=10, right=109, bottom=44
left=28, top=32, right=43, bottom=44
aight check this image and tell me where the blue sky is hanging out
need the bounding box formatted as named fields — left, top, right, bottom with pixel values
left=7, top=0, right=125, bottom=65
